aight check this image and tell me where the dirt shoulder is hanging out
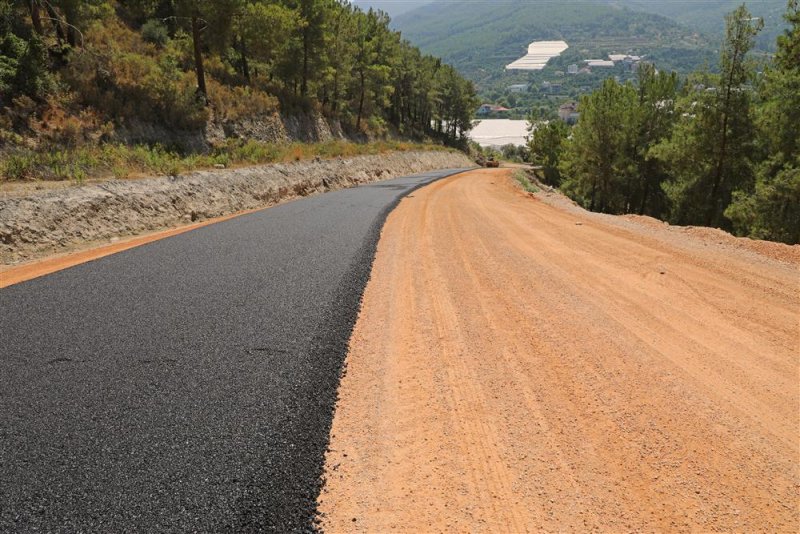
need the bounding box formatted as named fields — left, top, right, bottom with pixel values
left=319, top=169, right=799, bottom=532
left=0, top=150, right=472, bottom=268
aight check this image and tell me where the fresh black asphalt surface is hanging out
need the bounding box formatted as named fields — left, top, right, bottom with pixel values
left=0, top=168, right=469, bottom=533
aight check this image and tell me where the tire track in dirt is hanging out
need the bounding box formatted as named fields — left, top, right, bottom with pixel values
left=319, top=169, right=799, bottom=532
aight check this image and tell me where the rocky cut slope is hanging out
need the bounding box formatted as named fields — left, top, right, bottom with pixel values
left=0, top=151, right=473, bottom=265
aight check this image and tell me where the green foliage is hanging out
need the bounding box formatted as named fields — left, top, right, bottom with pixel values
left=61, top=19, right=210, bottom=130
left=527, top=119, right=568, bottom=186
left=2, top=151, right=36, bottom=180
left=140, top=19, right=169, bottom=47
left=725, top=0, right=800, bottom=243
left=0, top=0, right=475, bottom=149
left=549, top=2, right=798, bottom=243
left=725, top=163, right=800, bottom=243
left=501, top=144, right=527, bottom=163
left=619, top=0, right=787, bottom=50
left=0, top=1, right=53, bottom=99
left=0, top=139, right=449, bottom=182
left=393, top=0, right=713, bottom=101
left=513, top=169, right=539, bottom=193
left=654, top=6, right=762, bottom=228
left=560, top=78, right=639, bottom=213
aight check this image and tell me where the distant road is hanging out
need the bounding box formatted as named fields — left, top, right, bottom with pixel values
left=0, top=168, right=468, bottom=532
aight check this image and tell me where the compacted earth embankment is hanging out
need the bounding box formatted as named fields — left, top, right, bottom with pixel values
left=0, top=150, right=472, bottom=265
left=320, top=168, right=799, bottom=533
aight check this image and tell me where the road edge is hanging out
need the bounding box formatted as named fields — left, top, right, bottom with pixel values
left=290, top=168, right=474, bottom=531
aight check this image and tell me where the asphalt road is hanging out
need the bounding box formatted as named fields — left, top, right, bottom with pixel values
left=0, top=168, right=468, bottom=533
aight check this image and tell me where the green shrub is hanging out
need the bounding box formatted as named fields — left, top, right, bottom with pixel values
left=0, top=141, right=445, bottom=183
left=2, top=152, right=35, bottom=180
left=141, top=19, right=169, bottom=47
left=513, top=169, right=539, bottom=193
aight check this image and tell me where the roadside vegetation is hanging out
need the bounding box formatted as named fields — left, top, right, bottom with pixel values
left=0, top=139, right=450, bottom=182
left=527, top=2, right=799, bottom=244
left=512, top=169, right=539, bottom=194
left=0, top=0, right=478, bottom=183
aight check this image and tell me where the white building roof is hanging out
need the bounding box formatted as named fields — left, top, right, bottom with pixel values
left=609, top=54, right=642, bottom=62
left=506, top=40, right=569, bottom=71
left=586, top=60, right=616, bottom=68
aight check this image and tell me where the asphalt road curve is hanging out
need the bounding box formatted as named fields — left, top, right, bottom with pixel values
left=0, top=168, right=469, bottom=532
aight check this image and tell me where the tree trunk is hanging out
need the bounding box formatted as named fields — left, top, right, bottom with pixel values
left=29, top=1, right=43, bottom=35
left=332, top=69, right=339, bottom=114
left=639, top=174, right=651, bottom=215
left=239, top=35, right=250, bottom=83
left=66, top=23, right=77, bottom=47
left=191, top=16, right=207, bottom=102
left=707, top=28, right=743, bottom=227
left=63, top=4, right=79, bottom=47
left=301, top=28, right=310, bottom=97
left=43, top=2, right=66, bottom=44
left=357, top=69, right=366, bottom=129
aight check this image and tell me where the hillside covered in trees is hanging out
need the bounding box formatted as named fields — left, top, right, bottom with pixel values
left=0, top=0, right=477, bottom=181
left=612, top=0, right=787, bottom=48
left=528, top=2, right=799, bottom=244
left=388, top=0, right=719, bottom=119
left=384, top=0, right=788, bottom=119
left=392, top=0, right=714, bottom=84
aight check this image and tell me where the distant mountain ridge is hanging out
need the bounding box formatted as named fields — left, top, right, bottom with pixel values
left=351, top=0, right=432, bottom=17
left=378, top=1, right=785, bottom=55
left=606, top=0, right=787, bottom=47
left=390, top=0, right=713, bottom=86
left=608, top=0, right=785, bottom=34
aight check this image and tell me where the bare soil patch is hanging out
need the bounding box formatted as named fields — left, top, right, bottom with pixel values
left=320, top=169, right=799, bottom=532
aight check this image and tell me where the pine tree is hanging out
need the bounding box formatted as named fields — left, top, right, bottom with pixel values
left=725, top=0, right=800, bottom=243
left=527, top=119, right=568, bottom=187
left=654, top=5, right=762, bottom=228
left=560, top=79, right=638, bottom=213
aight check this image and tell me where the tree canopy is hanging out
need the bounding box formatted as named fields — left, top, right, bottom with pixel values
left=0, top=0, right=477, bottom=145
left=540, top=2, right=799, bottom=244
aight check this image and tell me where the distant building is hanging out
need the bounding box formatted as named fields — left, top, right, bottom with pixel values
left=567, top=64, right=579, bottom=74
left=540, top=81, right=562, bottom=94
left=477, top=103, right=512, bottom=116
left=609, top=54, right=642, bottom=62
left=608, top=54, right=643, bottom=71
left=586, top=59, right=615, bottom=68
left=507, top=84, right=529, bottom=93
left=558, top=101, right=580, bottom=124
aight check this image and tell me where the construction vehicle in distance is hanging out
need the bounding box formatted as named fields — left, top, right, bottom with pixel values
left=477, top=155, right=500, bottom=168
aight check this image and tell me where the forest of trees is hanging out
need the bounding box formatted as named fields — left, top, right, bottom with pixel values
left=0, top=0, right=477, bottom=147
left=529, top=2, right=799, bottom=244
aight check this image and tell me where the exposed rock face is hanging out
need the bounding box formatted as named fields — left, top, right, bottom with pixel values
left=117, top=112, right=346, bottom=152
left=0, top=150, right=473, bottom=264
